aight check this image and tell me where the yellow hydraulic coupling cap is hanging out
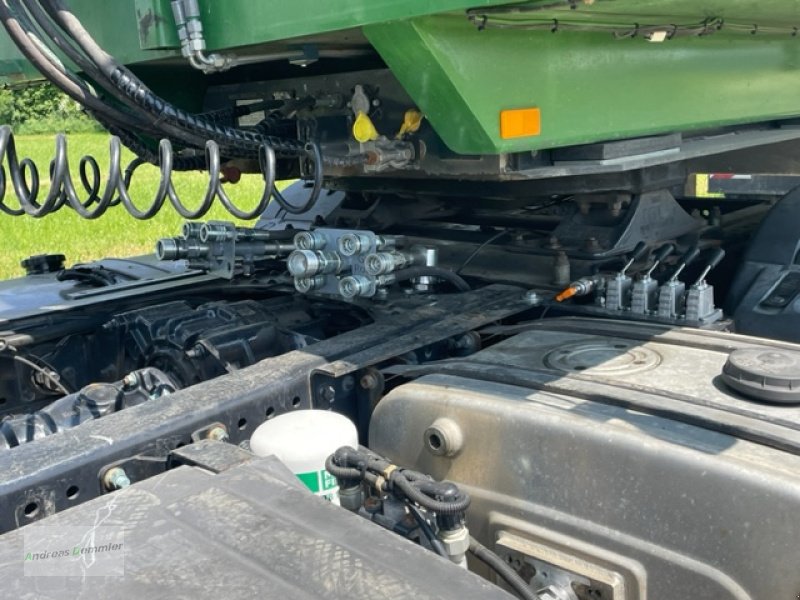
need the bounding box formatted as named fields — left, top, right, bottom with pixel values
left=353, top=111, right=379, bottom=143
left=397, top=109, right=423, bottom=139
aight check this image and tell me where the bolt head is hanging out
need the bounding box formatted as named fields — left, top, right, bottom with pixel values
left=103, top=467, right=131, bottom=491
left=360, top=373, right=378, bottom=389
left=319, top=385, right=336, bottom=403
left=523, top=290, right=542, bottom=306
left=122, top=373, right=138, bottom=389
left=207, top=426, right=228, bottom=441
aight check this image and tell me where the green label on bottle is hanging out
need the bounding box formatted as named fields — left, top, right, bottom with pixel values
left=296, top=469, right=339, bottom=503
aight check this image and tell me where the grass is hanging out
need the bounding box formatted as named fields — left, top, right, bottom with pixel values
left=0, top=133, right=279, bottom=278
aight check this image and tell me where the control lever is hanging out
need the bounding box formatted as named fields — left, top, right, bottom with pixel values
left=668, top=246, right=700, bottom=284
left=631, top=243, right=674, bottom=314
left=620, top=242, right=648, bottom=277
left=657, top=246, right=700, bottom=319
left=685, top=248, right=726, bottom=322
left=692, top=248, right=726, bottom=288
left=645, top=243, right=675, bottom=280
left=605, top=241, right=648, bottom=311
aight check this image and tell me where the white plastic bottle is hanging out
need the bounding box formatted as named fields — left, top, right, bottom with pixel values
left=249, top=410, right=358, bottom=504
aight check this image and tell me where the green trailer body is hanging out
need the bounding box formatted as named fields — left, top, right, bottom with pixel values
left=2, top=1, right=800, bottom=156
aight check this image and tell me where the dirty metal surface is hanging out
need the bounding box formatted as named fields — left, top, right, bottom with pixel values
left=0, top=454, right=514, bottom=599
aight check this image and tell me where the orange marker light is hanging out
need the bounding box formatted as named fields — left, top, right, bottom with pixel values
left=500, top=107, right=541, bottom=139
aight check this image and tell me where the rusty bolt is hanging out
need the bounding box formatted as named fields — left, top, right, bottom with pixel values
left=103, top=467, right=131, bottom=491
left=360, top=372, right=379, bottom=390
left=364, top=496, right=382, bottom=514
left=207, top=426, right=228, bottom=442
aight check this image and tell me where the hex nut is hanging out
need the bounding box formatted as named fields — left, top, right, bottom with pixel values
left=439, top=526, right=470, bottom=559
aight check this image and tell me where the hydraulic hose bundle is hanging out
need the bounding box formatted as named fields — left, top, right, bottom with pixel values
left=0, top=0, right=323, bottom=218
left=326, top=446, right=540, bottom=600
left=326, top=445, right=471, bottom=513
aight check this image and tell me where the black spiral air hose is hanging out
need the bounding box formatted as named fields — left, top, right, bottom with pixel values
left=0, top=0, right=325, bottom=218
left=41, top=0, right=323, bottom=211
left=0, top=126, right=277, bottom=219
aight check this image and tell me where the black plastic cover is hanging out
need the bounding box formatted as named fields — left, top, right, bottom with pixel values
left=727, top=187, right=800, bottom=342
left=722, top=348, right=800, bottom=404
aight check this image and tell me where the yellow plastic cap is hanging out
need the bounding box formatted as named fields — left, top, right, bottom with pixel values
left=500, top=107, right=541, bottom=139
left=397, top=109, right=423, bottom=138
left=353, top=111, right=379, bottom=143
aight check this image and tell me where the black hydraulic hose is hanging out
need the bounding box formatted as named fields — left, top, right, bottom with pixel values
left=3, top=0, right=323, bottom=216
left=100, top=116, right=206, bottom=171
left=0, top=0, right=296, bottom=220
left=468, top=537, right=538, bottom=600
left=38, top=0, right=323, bottom=212
left=0, top=0, right=141, bottom=131
left=392, top=267, right=472, bottom=292
left=325, top=452, right=363, bottom=482
left=0, top=0, right=198, bottom=170
left=20, top=0, right=210, bottom=149
left=40, top=0, right=307, bottom=158
left=392, top=474, right=471, bottom=514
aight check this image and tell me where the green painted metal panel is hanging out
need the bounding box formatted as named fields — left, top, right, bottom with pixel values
left=0, top=0, right=501, bottom=83
left=0, top=0, right=177, bottom=83
left=196, top=0, right=501, bottom=49
left=2, top=0, right=800, bottom=157
left=364, top=12, right=800, bottom=154
left=529, top=0, right=800, bottom=24
left=135, top=0, right=180, bottom=50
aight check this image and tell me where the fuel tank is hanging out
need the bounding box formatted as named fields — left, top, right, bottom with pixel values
left=370, top=317, right=800, bottom=600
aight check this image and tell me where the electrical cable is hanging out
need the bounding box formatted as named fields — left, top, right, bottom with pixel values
left=11, top=354, right=71, bottom=395
left=468, top=536, right=539, bottom=600
left=467, top=10, right=800, bottom=39
left=456, top=229, right=509, bottom=274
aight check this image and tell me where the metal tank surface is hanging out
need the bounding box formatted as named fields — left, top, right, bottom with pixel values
left=369, top=318, right=800, bottom=600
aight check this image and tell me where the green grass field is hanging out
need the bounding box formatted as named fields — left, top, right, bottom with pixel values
left=0, top=133, right=275, bottom=278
